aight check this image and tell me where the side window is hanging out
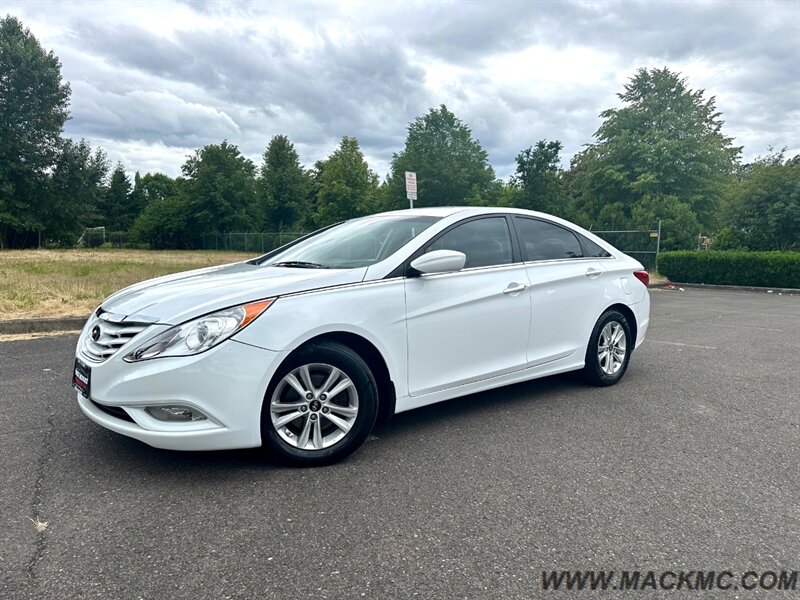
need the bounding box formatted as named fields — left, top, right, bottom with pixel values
left=514, top=217, right=583, bottom=261
left=578, top=234, right=612, bottom=258
left=427, top=217, right=513, bottom=268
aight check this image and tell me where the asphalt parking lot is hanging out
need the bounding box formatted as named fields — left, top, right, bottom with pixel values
left=1, top=288, right=798, bottom=599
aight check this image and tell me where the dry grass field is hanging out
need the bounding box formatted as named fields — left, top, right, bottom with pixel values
left=0, top=249, right=253, bottom=320
left=0, top=248, right=670, bottom=322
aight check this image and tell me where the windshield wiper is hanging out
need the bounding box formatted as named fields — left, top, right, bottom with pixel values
left=269, top=260, right=326, bottom=269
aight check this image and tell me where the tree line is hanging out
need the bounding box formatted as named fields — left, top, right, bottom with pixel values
left=1, top=15, right=797, bottom=251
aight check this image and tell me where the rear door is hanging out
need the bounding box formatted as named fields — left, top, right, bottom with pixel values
left=405, top=216, right=531, bottom=396
left=512, top=217, right=608, bottom=366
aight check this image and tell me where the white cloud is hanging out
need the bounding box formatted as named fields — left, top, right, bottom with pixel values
left=5, top=0, right=798, bottom=180
left=68, top=85, right=240, bottom=145
left=98, top=139, right=197, bottom=177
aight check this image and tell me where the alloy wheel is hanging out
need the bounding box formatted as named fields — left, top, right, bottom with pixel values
left=269, top=363, right=359, bottom=451
left=597, top=321, right=627, bottom=375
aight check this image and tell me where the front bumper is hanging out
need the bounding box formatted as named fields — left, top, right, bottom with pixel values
left=76, top=332, right=285, bottom=451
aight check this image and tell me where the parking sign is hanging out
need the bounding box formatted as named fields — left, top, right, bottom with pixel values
left=405, top=172, right=417, bottom=207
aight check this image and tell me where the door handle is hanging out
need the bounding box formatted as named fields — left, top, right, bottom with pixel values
left=585, top=267, right=602, bottom=279
left=503, top=283, right=528, bottom=295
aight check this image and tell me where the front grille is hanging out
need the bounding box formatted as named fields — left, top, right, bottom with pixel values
left=81, top=317, right=151, bottom=363
left=90, top=400, right=135, bottom=423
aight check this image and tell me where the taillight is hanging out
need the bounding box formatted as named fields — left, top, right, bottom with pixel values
left=633, top=271, right=650, bottom=287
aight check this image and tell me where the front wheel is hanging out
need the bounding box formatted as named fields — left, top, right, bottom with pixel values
left=261, top=342, right=378, bottom=466
left=583, top=310, right=633, bottom=386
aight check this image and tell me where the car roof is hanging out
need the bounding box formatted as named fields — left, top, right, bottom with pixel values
left=372, top=207, right=474, bottom=218
left=373, top=206, right=557, bottom=220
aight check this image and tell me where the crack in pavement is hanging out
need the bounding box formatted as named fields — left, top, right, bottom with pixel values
left=25, top=413, right=55, bottom=588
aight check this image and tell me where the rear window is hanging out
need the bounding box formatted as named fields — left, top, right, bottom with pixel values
left=578, top=234, right=612, bottom=258
left=513, top=217, right=583, bottom=261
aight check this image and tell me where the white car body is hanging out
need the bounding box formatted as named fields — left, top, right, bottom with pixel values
left=74, top=207, right=650, bottom=455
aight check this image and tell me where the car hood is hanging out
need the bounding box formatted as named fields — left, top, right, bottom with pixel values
left=100, top=262, right=368, bottom=324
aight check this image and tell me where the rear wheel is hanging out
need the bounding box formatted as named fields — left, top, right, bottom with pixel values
left=583, top=310, right=633, bottom=386
left=261, top=342, right=378, bottom=466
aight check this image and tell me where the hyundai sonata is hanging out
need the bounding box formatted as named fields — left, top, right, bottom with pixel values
left=74, top=207, right=650, bottom=466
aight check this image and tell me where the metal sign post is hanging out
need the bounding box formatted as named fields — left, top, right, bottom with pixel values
left=656, top=219, right=661, bottom=259
left=405, top=171, right=417, bottom=209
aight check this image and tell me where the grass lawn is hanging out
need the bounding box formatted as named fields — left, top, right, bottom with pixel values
left=0, top=248, right=254, bottom=320
left=0, top=248, right=670, bottom=321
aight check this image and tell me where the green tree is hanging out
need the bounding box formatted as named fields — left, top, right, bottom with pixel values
left=46, top=139, right=108, bottom=244
left=386, top=105, right=495, bottom=209
left=128, top=176, right=191, bottom=249
left=463, top=179, right=506, bottom=207
left=134, top=172, right=177, bottom=206
left=315, top=137, right=379, bottom=226
left=720, top=151, right=800, bottom=251
left=570, top=67, right=741, bottom=249
left=0, top=15, right=71, bottom=247
left=127, top=172, right=147, bottom=226
left=99, top=163, right=132, bottom=231
left=258, top=135, right=311, bottom=231
left=494, top=180, right=519, bottom=208
left=129, top=195, right=191, bottom=249
left=510, top=140, right=564, bottom=214
left=182, top=140, right=257, bottom=241
left=631, top=194, right=701, bottom=250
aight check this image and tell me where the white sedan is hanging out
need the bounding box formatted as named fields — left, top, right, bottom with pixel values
left=73, top=207, right=650, bottom=466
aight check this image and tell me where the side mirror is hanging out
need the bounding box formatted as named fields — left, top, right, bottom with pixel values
left=409, top=250, right=466, bottom=275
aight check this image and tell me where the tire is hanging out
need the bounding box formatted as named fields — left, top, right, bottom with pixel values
left=583, top=310, right=633, bottom=387
left=261, top=342, right=379, bottom=466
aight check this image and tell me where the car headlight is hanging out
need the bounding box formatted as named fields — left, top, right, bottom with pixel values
left=124, top=299, right=275, bottom=362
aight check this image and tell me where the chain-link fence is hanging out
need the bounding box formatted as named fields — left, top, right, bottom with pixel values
left=200, top=232, right=307, bottom=253
left=590, top=222, right=662, bottom=270
left=76, top=230, right=306, bottom=252
left=74, top=225, right=662, bottom=269
left=79, top=229, right=131, bottom=248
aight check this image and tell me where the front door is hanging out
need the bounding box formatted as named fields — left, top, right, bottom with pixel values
left=405, top=217, right=531, bottom=396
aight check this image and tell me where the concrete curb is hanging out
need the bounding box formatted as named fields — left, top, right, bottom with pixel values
left=0, top=316, right=85, bottom=335
left=660, top=282, right=800, bottom=295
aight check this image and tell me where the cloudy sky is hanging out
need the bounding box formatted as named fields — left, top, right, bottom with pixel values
left=6, top=0, right=800, bottom=179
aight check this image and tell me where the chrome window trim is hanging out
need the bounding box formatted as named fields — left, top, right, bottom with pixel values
left=521, top=256, right=617, bottom=266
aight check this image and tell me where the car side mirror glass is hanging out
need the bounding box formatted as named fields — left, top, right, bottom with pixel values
left=409, top=250, right=466, bottom=275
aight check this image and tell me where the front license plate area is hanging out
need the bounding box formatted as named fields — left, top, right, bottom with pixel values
left=73, top=358, right=91, bottom=398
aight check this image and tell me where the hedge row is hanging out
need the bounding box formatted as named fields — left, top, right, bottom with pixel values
left=657, top=251, right=800, bottom=289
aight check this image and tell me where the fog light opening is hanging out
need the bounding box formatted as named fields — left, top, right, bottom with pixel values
left=146, top=406, right=207, bottom=422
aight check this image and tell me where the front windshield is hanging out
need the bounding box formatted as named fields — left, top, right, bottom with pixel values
left=263, top=215, right=441, bottom=269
